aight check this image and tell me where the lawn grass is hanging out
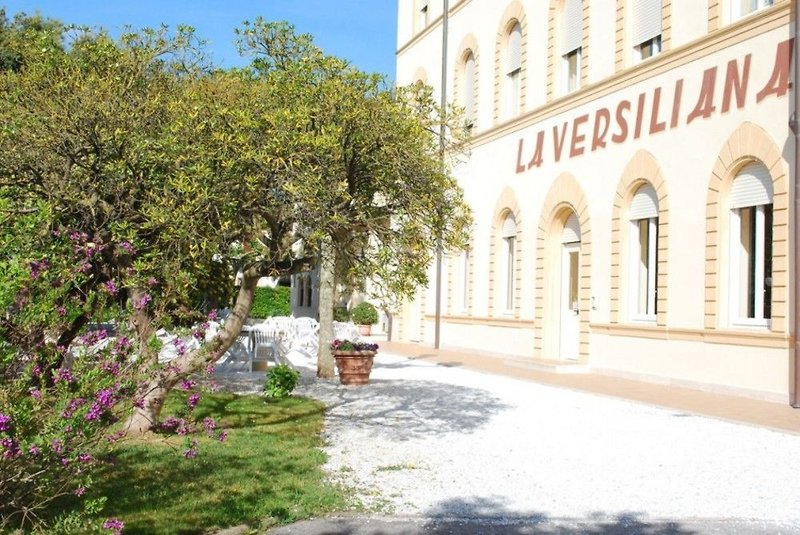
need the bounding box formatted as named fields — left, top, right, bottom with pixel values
left=94, top=392, right=352, bottom=534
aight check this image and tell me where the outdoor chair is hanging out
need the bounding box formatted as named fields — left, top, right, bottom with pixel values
left=250, top=325, right=282, bottom=372
left=291, top=317, right=320, bottom=357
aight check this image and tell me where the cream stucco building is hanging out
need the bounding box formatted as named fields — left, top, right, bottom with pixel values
left=394, top=0, right=799, bottom=404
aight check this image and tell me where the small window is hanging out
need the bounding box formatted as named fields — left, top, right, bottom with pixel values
left=561, top=0, right=582, bottom=93
left=305, top=276, right=313, bottom=308
left=418, top=0, right=429, bottom=30
left=732, top=0, right=773, bottom=20
left=633, top=0, right=662, bottom=62
left=628, top=184, right=659, bottom=320
left=463, top=51, right=476, bottom=129
left=500, top=215, right=517, bottom=312
left=729, top=163, right=773, bottom=326
left=460, top=249, right=470, bottom=311
left=505, top=23, right=522, bottom=117
left=297, top=276, right=305, bottom=307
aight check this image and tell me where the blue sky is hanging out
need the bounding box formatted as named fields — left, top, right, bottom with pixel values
left=3, top=1, right=398, bottom=79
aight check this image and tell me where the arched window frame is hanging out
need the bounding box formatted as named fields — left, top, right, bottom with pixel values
left=627, top=183, right=659, bottom=321
left=505, top=22, right=522, bottom=117
left=500, top=213, right=518, bottom=312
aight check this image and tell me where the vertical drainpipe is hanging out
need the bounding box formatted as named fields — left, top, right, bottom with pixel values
left=792, top=0, right=800, bottom=407
left=435, top=0, right=450, bottom=349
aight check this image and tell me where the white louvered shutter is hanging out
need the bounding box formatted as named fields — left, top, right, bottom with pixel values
left=562, top=213, right=581, bottom=243
left=730, top=163, right=773, bottom=208
left=634, top=0, right=662, bottom=45
left=629, top=184, right=659, bottom=220
left=507, top=23, right=522, bottom=73
left=563, top=0, right=583, bottom=54
left=464, top=52, right=475, bottom=120
left=501, top=215, right=517, bottom=238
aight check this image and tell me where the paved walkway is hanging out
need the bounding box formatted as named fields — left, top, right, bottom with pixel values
left=379, top=341, right=800, bottom=434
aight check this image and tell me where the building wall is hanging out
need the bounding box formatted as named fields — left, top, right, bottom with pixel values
left=395, top=0, right=795, bottom=402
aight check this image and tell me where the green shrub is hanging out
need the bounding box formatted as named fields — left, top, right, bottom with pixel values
left=333, top=307, right=350, bottom=322
left=350, top=302, right=378, bottom=325
left=264, top=365, right=301, bottom=399
left=250, top=286, right=291, bottom=319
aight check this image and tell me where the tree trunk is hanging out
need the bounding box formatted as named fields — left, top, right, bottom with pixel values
left=124, top=267, right=261, bottom=434
left=317, top=240, right=335, bottom=378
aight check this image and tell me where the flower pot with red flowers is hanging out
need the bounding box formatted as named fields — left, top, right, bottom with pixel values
left=331, top=339, right=379, bottom=385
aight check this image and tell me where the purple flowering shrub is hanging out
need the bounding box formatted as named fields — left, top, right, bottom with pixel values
left=330, top=339, right=379, bottom=352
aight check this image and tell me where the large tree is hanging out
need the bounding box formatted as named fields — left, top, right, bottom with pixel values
left=0, top=17, right=470, bottom=432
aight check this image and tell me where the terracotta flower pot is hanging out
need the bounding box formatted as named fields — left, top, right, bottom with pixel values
left=357, top=324, right=372, bottom=336
left=333, top=350, right=376, bottom=385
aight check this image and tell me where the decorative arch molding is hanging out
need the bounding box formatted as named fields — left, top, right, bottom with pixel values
left=546, top=0, right=590, bottom=101
left=704, top=121, right=789, bottom=333
left=493, top=1, right=528, bottom=123
left=488, top=187, right=523, bottom=317
left=453, top=33, right=480, bottom=128
left=412, top=66, right=428, bottom=84
left=609, top=150, right=670, bottom=325
left=534, top=173, right=592, bottom=361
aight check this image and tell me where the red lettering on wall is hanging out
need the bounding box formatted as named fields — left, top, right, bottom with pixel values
left=649, top=87, right=666, bottom=135
left=515, top=139, right=527, bottom=173
left=570, top=114, right=589, bottom=158
left=634, top=93, right=647, bottom=139
left=592, top=107, right=611, bottom=151
left=686, top=67, right=718, bottom=124
left=553, top=122, right=569, bottom=162
left=611, top=100, right=631, bottom=144
left=527, top=131, right=545, bottom=169
left=722, top=54, right=751, bottom=113
left=670, top=79, right=683, bottom=129
left=756, top=38, right=794, bottom=103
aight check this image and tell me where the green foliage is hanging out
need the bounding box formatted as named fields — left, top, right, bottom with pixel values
left=263, top=364, right=301, bottom=399
left=96, top=393, right=351, bottom=532
left=250, top=287, right=291, bottom=319
left=333, top=307, right=350, bottom=322
left=350, top=302, right=378, bottom=325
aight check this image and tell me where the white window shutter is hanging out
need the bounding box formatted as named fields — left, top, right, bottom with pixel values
left=562, top=213, right=581, bottom=243
left=629, top=183, right=659, bottom=220
left=507, top=23, right=522, bottom=73
left=501, top=215, right=517, bottom=238
left=464, top=52, right=475, bottom=119
left=563, top=0, right=583, bottom=54
left=635, top=0, right=662, bottom=45
left=730, top=163, right=773, bottom=208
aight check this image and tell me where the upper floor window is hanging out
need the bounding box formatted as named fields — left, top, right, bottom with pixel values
left=562, top=0, right=582, bottom=93
left=417, top=0, right=429, bottom=31
left=462, top=51, right=476, bottom=129
left=628, top=184, right=659, bottom=320
left=459, top=249, right=470, bottom=312
left=633, top=0, right=662, bottom=62
left=729, top=163, right=773, bottom=327
left=732, top=0, right=774, bottom=20
left=505, top=22, right=522, bottom=117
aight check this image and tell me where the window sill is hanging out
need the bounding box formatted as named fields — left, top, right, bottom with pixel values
left=629, top=315, right=656, bottom=324
left=729, top=319, right=771, bottom=330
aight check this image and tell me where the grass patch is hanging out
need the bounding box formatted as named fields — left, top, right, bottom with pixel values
left=94, top=392, right=352, bottom=534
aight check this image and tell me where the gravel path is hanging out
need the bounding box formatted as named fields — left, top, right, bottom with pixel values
left=283, top=352, right=800, bottom=528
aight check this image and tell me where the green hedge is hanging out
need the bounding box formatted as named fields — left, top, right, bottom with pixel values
left=250, top=286, right=291, bottom=319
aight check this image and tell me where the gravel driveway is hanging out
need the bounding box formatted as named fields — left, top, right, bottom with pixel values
left=291, top=351, right=800, bottom=529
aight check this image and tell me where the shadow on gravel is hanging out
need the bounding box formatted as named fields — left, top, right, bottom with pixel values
left=421, top=498, right=697, bottom=534
left=305, top=377, right=510, bottom=441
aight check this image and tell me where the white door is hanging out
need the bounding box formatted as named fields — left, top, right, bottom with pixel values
left=560, top=243, right=580, bottom=360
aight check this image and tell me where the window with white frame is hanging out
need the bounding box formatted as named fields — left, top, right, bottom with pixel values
left=463, top=51, right=476, bottom=129
left=633, top=0, right=662, bottom=62
left=505, top=22, right=522, bottom=117
left=731, top=0, right=774, bottom=20
left=459, top=249, right=470, bottom=311
left=729, top=163, right=773, bottom=326
left=417, top=0, right=429, bottom=31
left=628, top=184, right=659, bottom=320
left=562, top=0, right=582, bottom=93
left=500, top=214, right=517, bottom=311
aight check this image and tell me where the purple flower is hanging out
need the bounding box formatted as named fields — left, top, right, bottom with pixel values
left=205, top=364, right=216, bottom=376
left=102, top=280, right=119, bottom=296
left=106, top=430, right=125, bottom=443
left=183, top=440, right=198, bottom=459
left=207, top=309, right=218, bottom=321
left=84, top=403, right=103, bottom=421
left=79, top=453, right=93, bottom=464
left=103, top=518, right=125, bottom=535
left=187, top=393, right=201, bottom=410
left=55, top=368, right=74, bottom=384
left=77, top=262, right=92, bottom=273
left=133, top=398, right=145, bottom=409
left=29, top=258, right=48, bottom=279
left=101, top=361, right=121, bottom=376
left=118, top=241, right=136, bottom=254
left=219, top=430, right=228, bottom=442
left=0, top=413, right=12, bottom=432
left=32, top=364, right=42, bottom=377
left=161, top=416, right=182, bottom=431
left=132, top=294, right=151, bottom=311
left=74, top=486, right=85, bottom=497
left=61, top=457, right=69, bottom=466
left=2, top=439, right=21, bottom=459
left=180, top=379, right=196, bottom=391
left=30, top=389, right=41, bottom=401
left=28, top=444, right=40, bottom=456
left=51, top=439, right=63, bottom=453
left=147, top=277, right=158, bottom=287
left=57, top=305, right=67, bottom=317
left=202, top=417, right=216, bottom=433
left=174, top=338, right=187, bottom=356
left=112, top=336, right=132, bottom=357
left=96, top=388, right=115, bottom=408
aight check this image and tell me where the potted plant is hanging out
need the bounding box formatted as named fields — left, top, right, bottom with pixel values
left=331, top=339, right=379, bottom=385
left=351, top=301, right=378, bottom=336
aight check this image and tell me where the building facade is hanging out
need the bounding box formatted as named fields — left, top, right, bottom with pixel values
left=395, top=0, right=798, bottom=403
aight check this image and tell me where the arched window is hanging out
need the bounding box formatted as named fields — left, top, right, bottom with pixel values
left=417, top=0, right=429, bottom=32
left=628, top=183, right=659, bottom=319
left=633, top=0, right=662, bottom=62
left=463, top=51, right=476, bottom=129
left=562, top=0, right=582, bottom=93
left=729, top=163, right=773, bottom=325
left=459, top=248, right=470, bottom=311
left=731, top=0, right=773, bottom=21
left=305, top=275, right=313, bottom=308
left=501, top=214, right=517, bottom=311
left=505, top=22, right=522, bottom=117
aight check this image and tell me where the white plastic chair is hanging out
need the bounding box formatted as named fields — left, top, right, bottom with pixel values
left=332, top=321, right=361, bottom=342
left=291, top=317, right=320, bottom=357
left=250, top=325, right=281, bottom=372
